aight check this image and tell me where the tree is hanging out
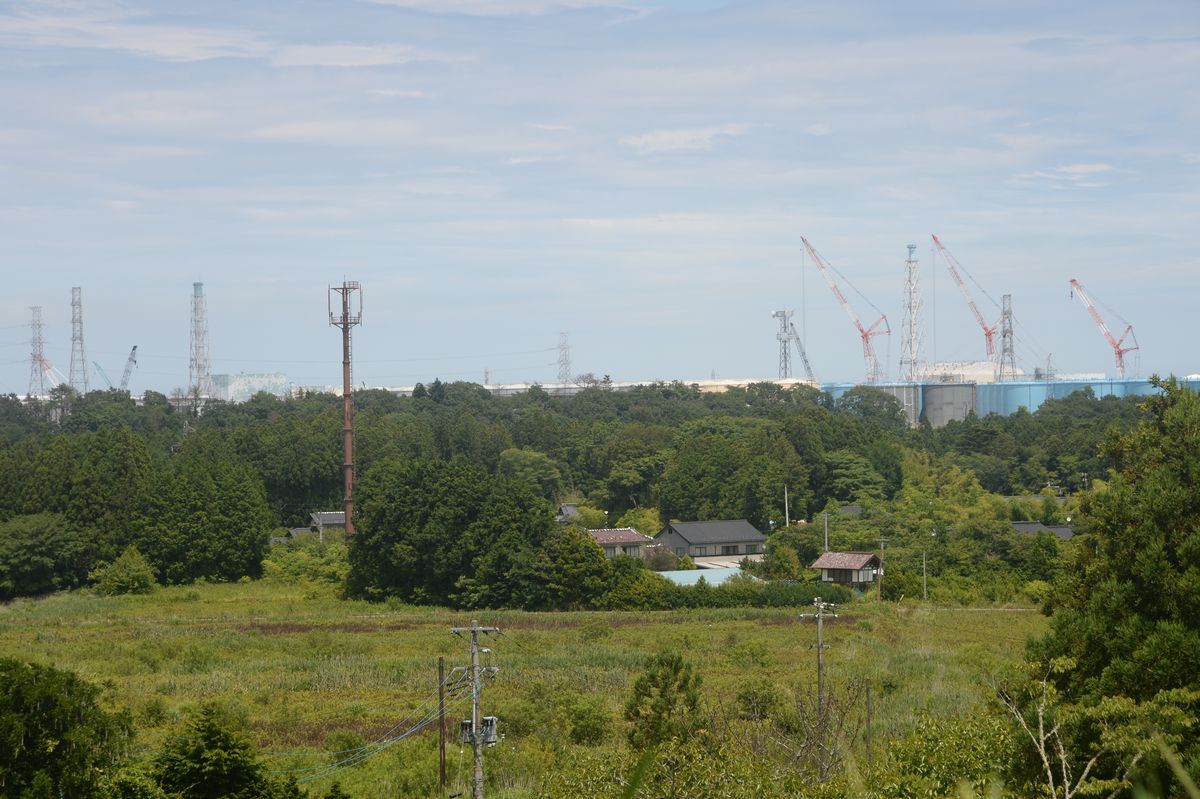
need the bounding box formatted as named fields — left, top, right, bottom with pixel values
left=512, top=525, right=612, bottom=610
left=624, top=652, right=703, bottom=748
left=497, top=447, right=563, bottom=501
left=0, top=513, right=97, bottom=599
left=156, top=704, right=267, bottom=799
left=615, top=506, right=662, bottom=536
left=89, top=545, right=158, bottom=596
left=0, top=658, right=133, bottom=797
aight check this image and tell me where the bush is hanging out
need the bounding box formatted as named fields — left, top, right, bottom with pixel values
left=90, top=545, right=158, bottom=595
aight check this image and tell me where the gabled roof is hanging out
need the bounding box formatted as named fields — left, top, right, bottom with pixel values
left=589, top=528, right=652, bottom=545
left=1010, top=520, right=1074, bottom=540
left=656, top=519, right=765, bottom=544
left=310, top=511, right=345, bottom=527
left=811, top=551, right=879, bottom=570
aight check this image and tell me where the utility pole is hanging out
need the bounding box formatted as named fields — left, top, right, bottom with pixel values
left=451, top=622, right=498, bottom=799
left=329, top=281, right=362, bottom=535
left=922, top=550, right=927, bottom=601
left=438, top=656, right=446, bottom=791
left=801, top=597, right=837, bottom=781
left=823, top=513, right=830, bottom=552
left=784, top=485, right=790, bottom=527
left=877, top=538, right=888, bottom=601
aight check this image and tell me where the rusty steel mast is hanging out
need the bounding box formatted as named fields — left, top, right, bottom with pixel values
left=329, top=281, right=362, bottom=535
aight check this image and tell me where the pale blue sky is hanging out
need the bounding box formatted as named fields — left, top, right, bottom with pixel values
left=1, top=0, right=1197, bottom=394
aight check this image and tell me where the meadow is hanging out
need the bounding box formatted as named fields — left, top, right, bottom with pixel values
left=0, top=580, right=1047, bottom=798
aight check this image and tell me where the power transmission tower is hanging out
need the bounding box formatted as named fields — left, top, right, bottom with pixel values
left=329, top=281, right=362, bottom=536
left=998, top=294, right=1017, bottom=381
left=773, top=310, right=793, bottom=378
left=899, top=244, right=925, bottom=383
left=556, top=332, right=571, bottom=384
left=451, top=622, right=499, bottom=799
left=28, top=306, right=47, bottom=398
left=801, top=597, right=838, bottom=781
left=189, top=282, right=213, bottom=398
left=68, top=287, right=88, bottom=394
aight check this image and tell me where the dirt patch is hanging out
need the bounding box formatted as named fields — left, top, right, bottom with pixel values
left=235, top=621, right=417, bottom=635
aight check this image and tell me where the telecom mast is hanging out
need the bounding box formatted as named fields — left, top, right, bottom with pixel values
left=899, top=244, right=925, bottom=382
left=998, top=295, right=1017, bottom=381
left=801, top=237, right=890, bottom=384
left=28, top=307, right=47, bottom=398
left=773, top=310, right=793, bottom=378
left=329, top=281, right=362, bottom=535
left=189, top=282, right=213, bottom=398
left=1069, top=279, right=1138, bottom=378
left=68, top=287, right=88, bottom=393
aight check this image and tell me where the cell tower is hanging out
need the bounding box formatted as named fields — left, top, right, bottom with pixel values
left=28, top=306, right=47, bottom=398
left=899, top=244, right=925, bottom=382
left=772, top=310, right=793, bottom=378
left=557, top=332, right=571, bottom=384
left=189, top=282, right=213, bottom=398
left=998, top=294, right=1017, bottom=381
left=329, top=281, right=362, bottom=536
left=68, top=287, right=89, bottom=393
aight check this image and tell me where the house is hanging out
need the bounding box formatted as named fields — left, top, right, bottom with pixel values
left=1010, top=520, right=1074, bottom=540
left=554, top=503, right=582, bottom=524
left=309, top=511, right=345, bottom=542
left=588, top=528, right=652, bottom=558
left=652, top=520, right=766, bottom=566
left=811, top=551, right=881, bottom=590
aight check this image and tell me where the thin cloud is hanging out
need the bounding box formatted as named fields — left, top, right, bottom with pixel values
left=367, top=0, right=643, bottom=16
left=620, top=123, right=751, bottom=154
left=271, top=43, right=467, bottom=68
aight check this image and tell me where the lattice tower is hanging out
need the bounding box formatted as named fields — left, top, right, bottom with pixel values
left=998, top=294, right=1017, bottom=381
left=772, top=310, right=793, bottom=378
left=189, top=282, right=212, bottom=397
left=557, top=332, right=571, bottom=384
left=899, top=245, right=925, bottom=383
left=28, top=306, right=47, bottom=397
left=68, top=287, right=89, bottom=393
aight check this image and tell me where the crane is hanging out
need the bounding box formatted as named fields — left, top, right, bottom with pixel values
left=1069, top=279, right=1138, bottom=378
left=92, top=361, right=114, bottom=389
left=931, top=234, right=998, bottom=360
left=788, top=322, right=817, bottom=383
left=801, top=237, right=890, bottom=383
left=120, top=346, right=138, bottom=390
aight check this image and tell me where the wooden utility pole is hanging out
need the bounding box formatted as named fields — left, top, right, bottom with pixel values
left=438, top=656, right=446, bottom=791
left=865, top=681, right=873, bottom=765
left=876, top=538, right=888, bottom=601
left=451, top=622, right=498, bottom=799
left=801, top=597, right=837, bottom=781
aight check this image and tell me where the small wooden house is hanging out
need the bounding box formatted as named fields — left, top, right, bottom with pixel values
left=810, top=551, right=881, bottom=591
left=588, top=528, right=652, bottom=558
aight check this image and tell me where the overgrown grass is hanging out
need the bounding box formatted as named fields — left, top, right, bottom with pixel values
left=0, top=581, right=1047, bottom=798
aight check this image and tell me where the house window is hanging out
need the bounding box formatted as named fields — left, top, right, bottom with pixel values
left=744, top=543, right=760, bottom=554
left=694, top=546, right=707, bottom=556
left=721, top=545, right=738, bottom=556
left=675, top=548, right=686, bottom=557
left=604, top=546, right=616, bottom=557
left=623, top=545, right=640, bottom=557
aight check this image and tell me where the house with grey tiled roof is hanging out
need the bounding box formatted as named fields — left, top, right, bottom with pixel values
left=652, top=520, right=766, bottom=561
left=811, top=551, right=880, bottom=590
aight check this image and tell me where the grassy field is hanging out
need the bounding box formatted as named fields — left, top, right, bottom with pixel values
left=0, top=581, right=1048, bottom=798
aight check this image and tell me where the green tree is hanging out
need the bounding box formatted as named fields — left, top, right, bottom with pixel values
left=624, top=652, right=703, bottom=748
left=89, top=544, right=158, bottom=596
left=0, top=513, right=97, bottom=599
left=498, top=447, right=564, bottom=501
left=0, top=658, right=133, bottom=798
left=156, top=704, right=267, bottom=799
left=615, top=506, right=663, bottom=536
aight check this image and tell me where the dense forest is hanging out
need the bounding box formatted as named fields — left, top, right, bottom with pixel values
left=0, top=380, right=1145, bottom=606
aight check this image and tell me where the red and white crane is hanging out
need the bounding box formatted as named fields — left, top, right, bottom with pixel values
left=801, top=237, right=890, bottom=384
left=1069, top=279, right=1138, bottom=378
left=931, top=234, right=998, bottom=360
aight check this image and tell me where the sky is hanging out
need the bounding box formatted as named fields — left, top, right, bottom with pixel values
left=1, top=0, right=1197, bottom=395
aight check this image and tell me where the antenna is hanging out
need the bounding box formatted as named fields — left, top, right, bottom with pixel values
left=557, top=332, right=571, bottom=384
left=329, top=281, right=362, bottom=536
left=189, top=282, right=213, bottom=398
left=69, top=287, right=88, bottom=393
left=772, top=310, right=793, bottom=378
left=899, top=244, right=925, bottom=383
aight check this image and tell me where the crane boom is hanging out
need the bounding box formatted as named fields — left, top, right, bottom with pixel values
left=931, top=234, right=997, bottom=358
left=801, top=237, right=889, bottom=383
left=788, top=322, right=817, bottom=383
left=1069, top=279, right=1137, bottom=378
left=120, top=346, right=138, bottom=390
left=92, top=361, right=114, bottom=389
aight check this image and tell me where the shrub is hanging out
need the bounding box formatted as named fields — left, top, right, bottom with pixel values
left=90, top=545, right=158, bottom=595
